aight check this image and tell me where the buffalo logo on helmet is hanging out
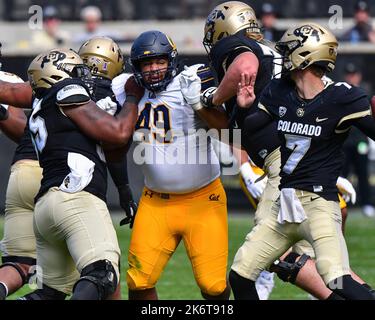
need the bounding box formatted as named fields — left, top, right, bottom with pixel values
left=294, top=25, right=321, bottom=43
left=41, top=51, right=67, bottom=68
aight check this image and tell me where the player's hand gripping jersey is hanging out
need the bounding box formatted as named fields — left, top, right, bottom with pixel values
left=113, top=65, right=220, bottom=194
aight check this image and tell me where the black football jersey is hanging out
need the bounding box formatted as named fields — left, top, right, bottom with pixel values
left=12, top=124, right=38, bottom=164
left=259, top=78, right=371, bottom=201
left=28, top=78, right=108, bottom=202
left=209, top=31, right=281, bottom=167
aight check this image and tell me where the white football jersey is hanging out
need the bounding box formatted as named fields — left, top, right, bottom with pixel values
left=112, top=66, right=221, bottom=193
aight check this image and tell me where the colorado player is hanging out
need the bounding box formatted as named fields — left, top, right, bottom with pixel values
left=184, top=1, right=341, bottom=299
left=231, top=23, right=375, bottom=299
left=78, top=37, right=137, bottom=229
left=0, top=71, right=42, bottom=300
left=113, top=30, right=230, bottom=300
left=0, top=48, right=143, bottom=299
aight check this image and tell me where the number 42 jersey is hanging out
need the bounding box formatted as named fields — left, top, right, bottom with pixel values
left=259, top=78, right=371, bottom=201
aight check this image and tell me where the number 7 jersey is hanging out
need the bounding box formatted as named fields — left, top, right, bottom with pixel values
left=259, top=78, right=371, bottom=201
left=112, top=66, right=221, bottom=194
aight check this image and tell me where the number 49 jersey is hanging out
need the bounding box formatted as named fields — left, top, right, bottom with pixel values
left=259, top=78, right=371, bottom=201
left=112, top=65, right=221, bottom=194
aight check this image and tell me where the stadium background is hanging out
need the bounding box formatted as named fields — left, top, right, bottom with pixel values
left=0, top=0, right=374, bottom=210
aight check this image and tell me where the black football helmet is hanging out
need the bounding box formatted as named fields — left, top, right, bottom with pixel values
left=129, top=30, right=178, bottom=92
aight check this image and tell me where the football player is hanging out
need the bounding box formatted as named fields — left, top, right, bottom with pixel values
left=0, top=48, right=143, bottom=299
left=231, top=23, right=375, bottom=299
left=112, top=30, right=230, bottom=300
left=0, top=71, right=42, bottom=300
left=182, top=1, right=342, bottom=300
left=78, top=37, right=137, bottom=229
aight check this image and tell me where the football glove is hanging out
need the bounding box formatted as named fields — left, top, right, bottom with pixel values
left=336, top=176, right=356, bottom=205
left=240, top=162, right=267, bottom=200
left=0, top=104, right=9, bottom=121
left=96, top=96, right=118, bottom=116
left=179, top=65, right=203, bottom=110
left=118, top=185, right=138, bottom=228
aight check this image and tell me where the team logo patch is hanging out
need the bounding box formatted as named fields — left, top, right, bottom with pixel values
left=279, top=106, right=287, bottom=117
left=296, top=108, right=305, bottom=117
left=209, top=194, right=220, bottom=201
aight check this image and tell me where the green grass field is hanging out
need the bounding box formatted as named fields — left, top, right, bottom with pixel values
left=2, top=211, right=375, bottom=300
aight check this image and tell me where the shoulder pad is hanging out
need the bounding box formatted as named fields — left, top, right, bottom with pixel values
left=332, top=82, right=368, bottom=104
left=56, top=84, right=90, bottom=107
left=0, top=70, right=24, bottom=83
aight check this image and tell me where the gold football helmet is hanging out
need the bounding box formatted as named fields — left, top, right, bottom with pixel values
left=203, top=1, right=261, bottom=52
left=275, top=23, right=338, bottom=72
left=78, top=36, right=124, bottom=80
left=28, top=48, right=89, bottom=95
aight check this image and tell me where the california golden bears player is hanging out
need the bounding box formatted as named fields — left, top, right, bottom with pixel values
left=113, top=30, right=230, bottom=300
left=230, top=23, right=375, bottom=300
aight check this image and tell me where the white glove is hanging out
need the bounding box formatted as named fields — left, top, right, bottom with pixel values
left=240, top=162, right=268, bottom=200
left=179, top=65, right=203, bottom=110
left=96, top=96, right=118, bottom=116
left=337, top=176, right=357, bottom=204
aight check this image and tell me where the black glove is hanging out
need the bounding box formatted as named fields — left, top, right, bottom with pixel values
left=200, top=87, right=217, bottom=108
left=118, top=185, right=137, bottom=228
left=0, top=104, right=9, bottom=121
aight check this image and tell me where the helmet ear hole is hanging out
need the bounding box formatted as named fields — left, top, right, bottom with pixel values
left=51, top=75, right=63, bottom=81
left=299, top=51, right=310, bottom=57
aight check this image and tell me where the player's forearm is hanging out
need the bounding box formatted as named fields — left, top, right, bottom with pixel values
left=213, top=52, right=259, bottom=106
left=212, top=75, right=237, bottom=106
left=0, top=81, right=32, bottom=108
left=196, top=107, right=229, bottom=130
left=243, top=109, right=273, bottom=136
left=0, top=106, right=27, bottom=143
left=106, top=156, right=129, bottom=188
left=64, top=100, right=138, bottom=146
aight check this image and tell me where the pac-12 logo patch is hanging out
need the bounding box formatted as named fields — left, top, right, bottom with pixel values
left=279, top=106, right=287, bottom=117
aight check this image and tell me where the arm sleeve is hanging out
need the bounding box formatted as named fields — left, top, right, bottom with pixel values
left=107, top=158, right=129, bottom=188
left=353, top=115, right=375, bottom=141
left=243, top=108, right=274, bottom=136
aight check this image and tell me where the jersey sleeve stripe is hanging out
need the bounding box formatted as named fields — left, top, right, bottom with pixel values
left=336, top=109, right=371, bottom=129
left=258, top=103, right=272, bottom=116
